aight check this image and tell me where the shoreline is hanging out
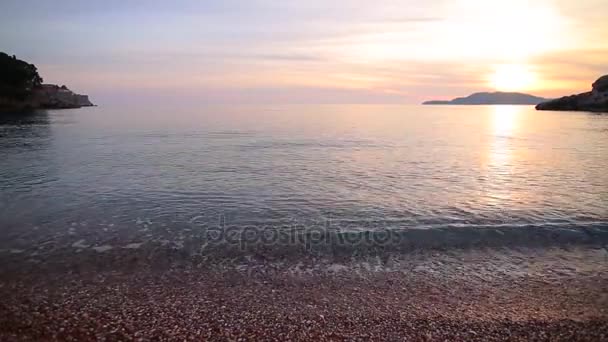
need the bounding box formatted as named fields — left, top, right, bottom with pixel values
left=2, top=222, right=607, bottom=269
left=1, top=244, right=606, bottom=340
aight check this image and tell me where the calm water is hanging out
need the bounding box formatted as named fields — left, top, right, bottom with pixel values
left=1, top=105, right=608, bottom=251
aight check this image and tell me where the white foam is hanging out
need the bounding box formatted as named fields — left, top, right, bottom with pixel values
left=92, top=245, right=113, bottom=252
left=71, top=239, right=89, bottom=248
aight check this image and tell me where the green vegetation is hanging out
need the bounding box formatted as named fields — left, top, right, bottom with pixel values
left=0, top=52, right=43, bottom=101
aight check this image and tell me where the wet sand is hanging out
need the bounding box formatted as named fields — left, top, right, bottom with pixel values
left=0, top=246, right=607, bottom=341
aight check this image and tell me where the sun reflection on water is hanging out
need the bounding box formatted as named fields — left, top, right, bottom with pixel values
left=492, top=105, right=520, bottom=138
left=484, top=106, right=523, bottom=205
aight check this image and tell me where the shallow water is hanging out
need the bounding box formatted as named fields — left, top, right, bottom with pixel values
left=1, top=104, right=607, bottom=251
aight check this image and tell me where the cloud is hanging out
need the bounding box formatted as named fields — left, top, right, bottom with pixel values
left=533, top=49, right=608, bottom=76
left=2, top=0, right=607, bottom=103
left=526, top=49, right=608, bottom=94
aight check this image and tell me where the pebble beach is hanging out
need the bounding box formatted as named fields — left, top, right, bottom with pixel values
left=1, top=244, right=606, bottom=341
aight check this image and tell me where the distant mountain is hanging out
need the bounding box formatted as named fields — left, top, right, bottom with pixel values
left=423, top=92, right=548, bottom=105
left=536, top=75, right=608, bottom=113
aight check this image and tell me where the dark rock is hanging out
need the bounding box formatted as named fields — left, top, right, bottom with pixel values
left=33, top=84, right=94, bottom=109
left=592, top=75, right=608, bottom=93
left=536, top=75, right=608, bottom=113
left=0, top=84, right=94, bottom=112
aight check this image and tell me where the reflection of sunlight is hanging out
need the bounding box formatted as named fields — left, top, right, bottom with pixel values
left=492, top=105, right=519, bottom=138
left=485, top=106, right=522, bottom=204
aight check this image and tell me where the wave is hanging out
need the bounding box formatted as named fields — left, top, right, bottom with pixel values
left=172, top=222, right=608, bottom=260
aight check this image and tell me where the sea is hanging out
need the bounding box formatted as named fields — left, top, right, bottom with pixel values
left=1, top=104, right=607, bottom=262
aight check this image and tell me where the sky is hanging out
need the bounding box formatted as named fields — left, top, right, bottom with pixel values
left=1, top=0, right=607, bottom=104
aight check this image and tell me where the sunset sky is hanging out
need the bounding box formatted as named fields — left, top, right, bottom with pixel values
left=1, top=0, right=607, bottom=104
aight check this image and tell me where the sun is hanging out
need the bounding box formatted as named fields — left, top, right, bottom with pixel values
left=490, top=65, right=537, bottom=92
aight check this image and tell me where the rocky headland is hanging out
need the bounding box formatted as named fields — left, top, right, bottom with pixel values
left=0, top=52, right=94, bottom=112
left=423, top=92, right=548, bottom=105
left=536, top=75, right=608, bottom=113
left=31, top=84, right=94, bottom=109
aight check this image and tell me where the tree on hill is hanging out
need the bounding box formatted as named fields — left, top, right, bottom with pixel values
left=0, top=52, right=43, bottom=101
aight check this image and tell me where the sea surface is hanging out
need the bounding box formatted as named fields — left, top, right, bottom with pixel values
left=1, top=104, right=608, bottom=256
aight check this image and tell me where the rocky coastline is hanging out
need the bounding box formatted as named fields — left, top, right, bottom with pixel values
left=0, top=52, right=94, bottom=113
left=35, top=84, right=94, bottom=109
left=536, top=75, right=608, bottom=113
left=0, top=84, right=94, bottom=112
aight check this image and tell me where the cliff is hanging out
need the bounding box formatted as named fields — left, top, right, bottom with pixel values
left=34, top=84, right=94, bottom=109
left=423, top=92, right=548, bottom=105
left=536, top=75, right=608, bottom=113
left=0, top=52, right=94, bottom=112
left=0, top=85, right=94, bottom=112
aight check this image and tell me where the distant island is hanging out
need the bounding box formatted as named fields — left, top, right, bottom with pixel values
left=423, top=92, right=548, bottom=105
left=536, top=75, right=608, bottom=113
left=0, top=52, right=94, bottom=113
